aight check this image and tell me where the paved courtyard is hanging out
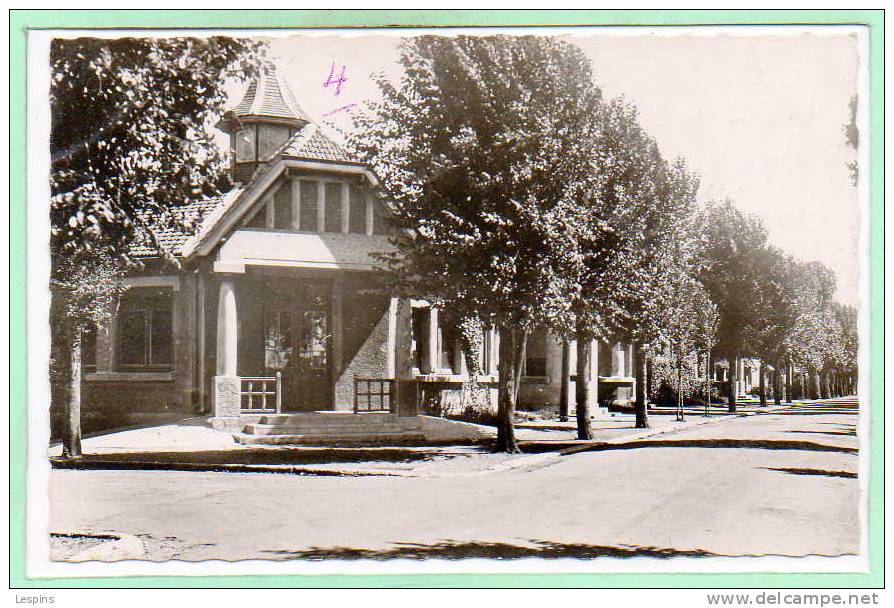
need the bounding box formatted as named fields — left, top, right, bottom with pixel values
left=48, top=398, right=860, bottom=561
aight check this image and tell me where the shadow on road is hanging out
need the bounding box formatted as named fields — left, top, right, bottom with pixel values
left=523, top=438, right=857, bottom=455
left=785, top=430, right=857, bottom=437
left=262, top=539, right=716, bottom=560
left=762, top=467, right=857, bottom=479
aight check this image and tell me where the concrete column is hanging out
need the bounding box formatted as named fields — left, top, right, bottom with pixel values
left=316, top=179, right=326, bottom=232
left=216, top=278, right=238, bottom=376
left=290, top=178, right=301, bottom=230
left=386, top=296, right=399, bottom=378
left=545, top=333, right=563, bottom=405
left=489, top=326, right=499, bottom=376
left=393, top=298, right=414, bottom=380
left=365, top=197, right=375, bottom=236
left=340, top=182, right=350, bottom=233
left=196, top=273, right=207, bottom=411
left=613, top=342, right=625, bottom=377
left=330, top=280, right=344, bottom=405
left=425, top=307, right=439, bottom=373
left=590, top=338, right=600, bottom=408
left=212, top=277, right=240, bottom=420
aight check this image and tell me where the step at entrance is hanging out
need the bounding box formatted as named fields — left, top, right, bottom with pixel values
left=234, top=412, right=425, bottom=446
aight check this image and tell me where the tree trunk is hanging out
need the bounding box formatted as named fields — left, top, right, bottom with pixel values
left=759, top=361, right=767, bottom=407
left=634, top=344, right=648, bottom=428
left=575, top=334, right=593, bottom=440
left=773, top=365, right=782, bottom=405
left=820, top=369, right=830, bottom=399
left=812, top=369, right=821, bottom=400
left=496, top=325, right=527, bottom=453
left=559, top=340, right=571, bottom=422
left=645, top=357, right=654, bottom=405
left=676, top=354, right=685, bottom=421
left=727, top=353, right=738, bottom=413
left=62, top=322, right=83, bottom=459
left=785, top=363, right=793, bottom=403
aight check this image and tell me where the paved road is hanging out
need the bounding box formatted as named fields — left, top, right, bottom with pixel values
left=49, top=398, right=860, bottom=561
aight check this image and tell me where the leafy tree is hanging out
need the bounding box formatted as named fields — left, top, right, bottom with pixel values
left=50, top=36, right=264, bottom=457
left=562, top=98, right=670, bottom=437
left=783, top=261, right=843, bottom=399
left=749, top=246, right=800, bottom=405
left=698, top=200, right=768, bottom=412
left=832, top=303, right=858, bottom=395
left=349, top=35, right=602, bottom=452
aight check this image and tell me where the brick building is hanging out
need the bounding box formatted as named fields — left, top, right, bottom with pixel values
left=62, top=63, right=634, bottom=439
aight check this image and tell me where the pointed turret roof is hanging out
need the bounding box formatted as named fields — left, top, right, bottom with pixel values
left=219, top=61, right=310, bottom=131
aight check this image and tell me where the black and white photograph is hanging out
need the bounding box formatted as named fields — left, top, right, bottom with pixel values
left=28, top=24, right=868, bottom=576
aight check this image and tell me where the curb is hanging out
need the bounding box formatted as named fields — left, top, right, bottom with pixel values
left=50, top=458, right=406, bottom=477
left=49, top=404, right=799, bottom=479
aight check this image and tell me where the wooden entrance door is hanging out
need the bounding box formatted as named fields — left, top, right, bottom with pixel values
left=263, top=281, right=332, bottom=410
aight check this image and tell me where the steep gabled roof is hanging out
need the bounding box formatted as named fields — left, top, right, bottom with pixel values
left=221, top=61, right=310, bottom=130
left=279, top=123, right=363, bottom=165
left=130, top=188, right=244, bottom=257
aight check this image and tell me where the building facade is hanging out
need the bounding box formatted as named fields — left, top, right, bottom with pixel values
left=61, top=64, right=634, bottom=436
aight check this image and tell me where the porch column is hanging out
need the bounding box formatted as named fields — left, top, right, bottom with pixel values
left=331, top=280, right=344, bottom=407
left=426, top=307, right=439, bottom=373
left=613, top=342, right=626, bottom=377
left=590, top=338, right=600, bottom=408
left=290, top=178, right=301, bottom=230
left=340, top=182, right=350, bottom=233
left=212, top=277, right=240, bottom=419
left=316, top=178, right=326, bottom=232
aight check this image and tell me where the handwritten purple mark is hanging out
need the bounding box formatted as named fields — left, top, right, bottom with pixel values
left=323, top=62, right=348, bottom=97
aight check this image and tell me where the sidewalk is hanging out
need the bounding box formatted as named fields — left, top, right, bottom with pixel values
left=49, top=405, right=791, bottom=478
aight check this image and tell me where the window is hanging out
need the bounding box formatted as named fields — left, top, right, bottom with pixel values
left=264, top=310, right=293, bottom=370
left=273, top=185, right=291, bottom=229
left=257, top=124, right=291, bottom=160
left=372, top=202, right=390, bottom=235
left=439, top=323, right=458, bottom=373
left=235, top=126, right=255, bottom=162
left=525, top=328, right=548, bottom=377
left=324, top=182, right=342, bottom=232
left=349, top=185, right=366, bottom=233
left=81, top=324, right=97, bottom=370
left=118, top=287, right=174, bottom=369
left=410, top=306, right=429, bottom=371
left=299, top=180, right=318, bottom=231
left=478, top=325, right=492, bottom=375
left=298, top=309, right=328, bottom=369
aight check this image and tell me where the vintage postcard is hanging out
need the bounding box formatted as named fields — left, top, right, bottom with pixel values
left=10, top=8, right=883, bottom=595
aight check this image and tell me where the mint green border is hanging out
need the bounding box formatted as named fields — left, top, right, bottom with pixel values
left=9, top=9, right=884, bottom=589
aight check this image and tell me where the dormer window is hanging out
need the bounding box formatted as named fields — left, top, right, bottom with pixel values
left=234, top=126, right=255, bottom=162
left=242, top=176, right=390, bottom=236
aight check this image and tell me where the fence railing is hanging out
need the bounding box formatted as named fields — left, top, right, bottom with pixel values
left=240, top=372, right=281, bottom=414
left=353, top=377, right=395, bottom=413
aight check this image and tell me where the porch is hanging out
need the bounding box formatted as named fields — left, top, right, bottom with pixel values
left=203, top=266, right=418, bottom=431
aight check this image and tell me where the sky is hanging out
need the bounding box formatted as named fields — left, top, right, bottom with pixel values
left=223, top=28, right=862, bottom=305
